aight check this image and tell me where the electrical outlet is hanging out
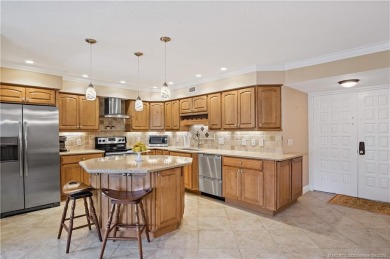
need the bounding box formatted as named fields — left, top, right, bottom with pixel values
left=241, top=139, right=246, bottom=146
left=259, top=138, right=264, bottom=147
left=251, top=139, right=256, bottom=146
left=218, top=138, right=224, bottom=145
left=288, top=139, right=294, bottom=147
left=76, top=138, right=82, bottom=146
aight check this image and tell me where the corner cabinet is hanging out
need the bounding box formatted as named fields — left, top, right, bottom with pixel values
left=1, top=84, right=56, bottom=106
left=207, top=93, right=221, bottom=129
left=222, top=87, right=255, bottom=129
left=126, top=101, right=149, bottom=131
left=150, top=102, right=165, bottom=130
left=257, top=86, right=281, bottom=130
left=58, top=93, right=99, bottom=130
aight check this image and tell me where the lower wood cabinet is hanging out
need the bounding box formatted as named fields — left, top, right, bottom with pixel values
left=169, top=151, right=198, bottom=191
left=60, top=153, right=103, bottom=200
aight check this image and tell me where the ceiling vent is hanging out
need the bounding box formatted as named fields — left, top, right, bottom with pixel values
left=188, top=86, right=196, bottom=93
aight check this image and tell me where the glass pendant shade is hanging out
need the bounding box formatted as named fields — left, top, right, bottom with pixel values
left=135, top=96, right=144, bottom=111
left=161, top=82, right=170, bottom=99
left=85, top=83, right=96, bottom=101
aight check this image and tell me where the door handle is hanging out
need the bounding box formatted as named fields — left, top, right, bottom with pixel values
left=359, top=142, right=365, bottom=155
left=18, top=122, right=23, bottom=177
left=24, top=122, right=28, bottom=176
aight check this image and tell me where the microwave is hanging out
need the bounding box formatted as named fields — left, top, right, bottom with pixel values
left=148, top=135, right=169, bottom=147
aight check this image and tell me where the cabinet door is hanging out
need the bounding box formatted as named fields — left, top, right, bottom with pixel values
left=276, top=160, right=291, bottom=209
left=180, top=98, right=193, bottom=114
left=192, top=95, right=207, bottom=113
left=222, top=91, right=238, bottom=128
left=238, top=87, right=255, bottom=128
left=257, top=86, right=281, bottom=129
left=150, top=102, right=165, bottom=130
left=155, top=150, right=163, bottom=155
left=60, top=163, right=83, bottom=199
left=156, top=168, right=182, bottom=228
left=291, top=157, right=303, bottom=200
left=0, top=84, right=25, bottom=103
left=131, top=101, right=149, bottom=130
left=164, top=101, right=172, bottom=129
left=25, top=88, right=56, bottom=106
left=171, top=100, right=180, bottom=130
left=79, top=96, right=99, bottom=130
left=58, top=94, right=79, bottom=130
left=162, top=150, right=170, bottom=155
left=223, top=166, right=240, bottom=200
left=169, top=152, right=193, bottom=189
left=208, top=93, right=221, bottom=129
left=241, top=169, right=264, bottom=206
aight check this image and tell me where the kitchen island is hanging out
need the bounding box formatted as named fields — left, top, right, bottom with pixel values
left=79, top=155, right=192, bottom=238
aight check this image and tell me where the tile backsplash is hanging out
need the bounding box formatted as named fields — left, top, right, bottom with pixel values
left=61, top=125, right=283, bottom=153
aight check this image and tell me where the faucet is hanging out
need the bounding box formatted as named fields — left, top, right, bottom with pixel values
left=193, top=131, right=202, bottom=148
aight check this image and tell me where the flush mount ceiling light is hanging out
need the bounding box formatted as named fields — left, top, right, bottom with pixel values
left=85, top=38, right=97, bottom=101
left=134, top=52, right=144, bottom=112
left=220, top=67, right=227, bottom=71
left=160, top=36, right=171, bottom=100
left=338, top=79, right=359, bottom=88
left=25, top=60, right=34, bottom=64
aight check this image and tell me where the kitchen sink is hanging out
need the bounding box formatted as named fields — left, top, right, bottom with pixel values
left=175, top=147, right=200, bottom=151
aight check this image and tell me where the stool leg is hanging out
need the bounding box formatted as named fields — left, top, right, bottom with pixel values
left=100, top=203, right=116, bottom=259
left=134, top=203, right=143, bottom=259
left=57, top=197, right=70, bottom=239
left=83, top=197, right=92, bottom=230
left=112, top=204, right=121, bottom=241
left=88, top=196, right=102, bottom=241
left=139, top=200, right=150, bottom=242
left=66, top=198, right=76, bottom=253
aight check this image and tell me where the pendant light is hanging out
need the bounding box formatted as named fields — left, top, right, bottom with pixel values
left=85, top=38, right=97, bottom=101
left=134, top=52, right=144, bottom=112
left=160, top=36, right=171, bottom=99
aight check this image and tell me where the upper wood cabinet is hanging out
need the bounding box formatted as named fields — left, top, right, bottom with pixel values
left=127, top=101, right=149, bottom=131
left=222, top=87, right=255, bottom=129
left=150, top=102, right=165, bottom=130
left=0, top=84, right=56, bottom=106
left=165, top=100, right=180, bottom=130
left=58, top=93, right=99, bottom=130
left=179, top=95, right=207, bottom=115
left=257, top=86, right=281, bottom=130
left=207, top=93, right=221, bottom=129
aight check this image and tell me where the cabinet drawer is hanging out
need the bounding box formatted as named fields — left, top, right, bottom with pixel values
left=61, top=153, right=103, bottom=164
left=223, top=156, right=262, bottom=170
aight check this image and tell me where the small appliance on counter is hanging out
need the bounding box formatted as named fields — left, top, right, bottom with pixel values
left=59, top=136, right=68, bottom=152
left=95, top=136, right=135, bottom=156
left=148, top=135, right=168, bottom=147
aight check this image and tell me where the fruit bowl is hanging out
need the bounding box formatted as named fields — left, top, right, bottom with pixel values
left=132, top=142, right=148, bottom=162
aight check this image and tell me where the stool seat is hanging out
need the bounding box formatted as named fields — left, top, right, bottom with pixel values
left=101, top=188, right=152, bottom=204
left=63, top=181, right=93, bottom=195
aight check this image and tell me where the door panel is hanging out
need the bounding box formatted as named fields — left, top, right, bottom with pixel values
left=222, top=166, right=240, bottom=200
left=222, top=91, right=237, bottom=128
left=358, top=89, right=390, bottom=202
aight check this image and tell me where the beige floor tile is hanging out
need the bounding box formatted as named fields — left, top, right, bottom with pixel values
left=318, top=214, right=366, bottom=229
left=234, top=229, right=279, bottom=250
left=158, top=230, right=198, bottom=249
left=227, top=214, right=264, bottom=231
left=268, top=229, right=319, bottom=249
left=337, top=228, right=390, bottom=248
left=198, top=230, right=237, bottom=249
left=180, top=215, right=198, bottom=230
left=110, top=244, right=157, bottom=259
left=154, top=248, right=198, bottom=259
left=198, top=207, right=227, bottom=217
left=279, top=216, right=333, bottom=232
left=303, top=229, right=359, bottom=249
left=198, top=248, right=242, bottom=259
left=322, top=248, right=374, bottom=258
left=240, top=247, right=287, bottom=259
left=282, top=246, right=327, bottom=259
left=348, top=214, right=390, bottom=228
left=198, top=216, right=231, bottom=230
left=0, top=245, right=34, bottom=259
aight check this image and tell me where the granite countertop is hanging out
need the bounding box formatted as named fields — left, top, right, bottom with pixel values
left=80, top=155, right=193, bottom=174
left=60, top=149, right=105, bottom=156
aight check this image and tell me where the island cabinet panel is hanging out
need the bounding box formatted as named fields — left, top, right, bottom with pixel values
left=207, top=93, right=221, bottom=129
left=150, top=102, right=165, bottom=130
left=169, top=152, right=198, bottom=191
left=257, top=86, right=281, bottom=130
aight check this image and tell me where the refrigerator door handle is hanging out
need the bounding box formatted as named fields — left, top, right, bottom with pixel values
left=24, top=122, right=28, bottom=177
left=18, top=121, right=23, bottom=177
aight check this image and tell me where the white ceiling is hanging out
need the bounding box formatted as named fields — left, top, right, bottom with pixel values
left=1, top=1, right=389, bottom=93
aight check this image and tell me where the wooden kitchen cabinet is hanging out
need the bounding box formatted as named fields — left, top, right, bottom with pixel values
left=257, top=86, right=281, bottom=130
left=291, top=157, right=303, bottom=200
left=169, top=151, right=198, bottom=191
left=222, top=87, right=255, bottom=129
left=223, top=157, right=263, bottom=207
left=126, top=101, right=149, bottom=131
left=179, top=95, right=207, bottom=115
left=276, top=160, right=291, bottom=209
left=207, top=93, right=221, bottom=129
left=150, top=102, right=165, bottom=130
left=164, top=100, right=180, bottom=130
left=58, top=93, right=99, bottom=130
left=60, top=153, right=103, bottom=200
left=0, top=84, right=56, bottom=105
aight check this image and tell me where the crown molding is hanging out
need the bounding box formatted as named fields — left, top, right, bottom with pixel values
left=1, top=59, right=65, bottom=76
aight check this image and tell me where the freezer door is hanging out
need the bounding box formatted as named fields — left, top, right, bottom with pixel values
left=23, top=105, right=60, bottom=208
left=0, top=103, right=25, bottom=214
left=199, top=176, right=222, bottom=197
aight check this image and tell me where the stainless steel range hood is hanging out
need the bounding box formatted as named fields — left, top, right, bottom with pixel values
left=102, top=97, right=129, bottom=118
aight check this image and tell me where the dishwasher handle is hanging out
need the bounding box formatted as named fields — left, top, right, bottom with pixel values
left=199, top=153, right=221, bottom=159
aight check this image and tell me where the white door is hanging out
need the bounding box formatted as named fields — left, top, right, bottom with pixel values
left=312, top=93, right=358, bottom=196
left=357, top=89, right=390, bottom=202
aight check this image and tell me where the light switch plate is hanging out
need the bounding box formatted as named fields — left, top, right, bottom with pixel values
left=288, top=139, right=294, bottom=147
left=259, top=138, right=264, bottom=147
left=218, top=138, right=224, bottom=145
left=241, top=139, right=246, bottom=146
left=77, top=138, right=82, bottom=146
left=251, top=139, right=256, bottom=146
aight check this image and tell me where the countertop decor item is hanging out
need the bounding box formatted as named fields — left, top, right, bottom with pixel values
left=160, top=36, right=171, bottom=99
left=85, top=38, right=97, bottom=100
left=134, top=52, right=144, bottom=111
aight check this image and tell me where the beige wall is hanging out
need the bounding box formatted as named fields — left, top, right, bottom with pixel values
left=0, top=67, right=62, bottom=89
left=281, top=85, right=309, bottom=186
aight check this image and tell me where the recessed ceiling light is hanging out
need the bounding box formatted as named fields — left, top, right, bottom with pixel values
left=82, top=74, right=88, bottom=78
left=25, top=60, right=34, bottom=64
left=196, top=74, right=202, bottom=78
left=120, top=80, right=126, bottom=84
left=152, top=86, right=159, bottom=89
left=338, top=79, right=359, bottom=88
left=220, top=67, right=227, bottom=71
left=168, top=82, right=174, bottom=85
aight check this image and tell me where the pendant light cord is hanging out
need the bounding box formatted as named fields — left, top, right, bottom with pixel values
left=164, top=41, right=167, bottom=83
left=137, top=55, right=140, bottom=96
left=89, top=43, right=93, bottom=84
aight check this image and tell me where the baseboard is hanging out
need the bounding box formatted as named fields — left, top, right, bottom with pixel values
left=303, top=185, right=310, bottom=194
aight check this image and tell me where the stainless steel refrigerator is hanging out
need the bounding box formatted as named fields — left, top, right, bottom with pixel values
left=0, top=103, right=60, bottom=218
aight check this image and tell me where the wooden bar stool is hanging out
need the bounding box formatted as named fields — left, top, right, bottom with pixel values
left=58, top=181, right=102, bottom=253
left=99, top=188, right=153, bottom=259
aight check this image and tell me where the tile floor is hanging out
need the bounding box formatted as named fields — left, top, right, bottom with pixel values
left=1, top=191, right=389, bottom=259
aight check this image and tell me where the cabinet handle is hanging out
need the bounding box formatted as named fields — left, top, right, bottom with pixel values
left=82, top=158, right=86, bottom=160
left=239, top=162, right=242, bottom=165
left=122, top=173, right=126, bottom=176
left=241, top=169, right=244, bottom=173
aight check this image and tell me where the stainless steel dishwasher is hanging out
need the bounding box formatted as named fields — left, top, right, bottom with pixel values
left=198, top=154, right=222, bottom=197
